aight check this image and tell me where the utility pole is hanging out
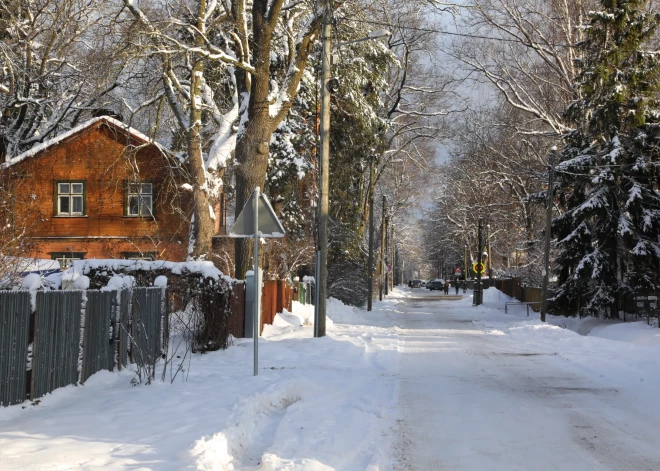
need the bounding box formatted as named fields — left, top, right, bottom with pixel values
left=390, top=223, right=395, bottom=290
left=379, top=195, right=386, bottom=301
left=314, top=0, right=332, bottom=337
left=367, top=157, right=375, bottom=311
left=541, top=150, right=556, bottom=323
left=384, top=216, right=389, bottom=295
left=487, top=223, right=492, bottom=283
left=474, top=218, right=484, bottom=306
left=463, top=244, right=468, bottom=293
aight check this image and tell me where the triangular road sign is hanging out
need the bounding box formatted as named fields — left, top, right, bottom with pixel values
left=229, top=190, right=286, bottom=238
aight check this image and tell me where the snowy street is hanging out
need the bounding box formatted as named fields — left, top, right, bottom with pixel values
left=2, top=288, right=660, bottom=470
left=391, top=291, right=660, bottom=470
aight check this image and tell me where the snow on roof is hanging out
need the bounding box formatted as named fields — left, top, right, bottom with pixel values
left=1, top=116, right=168, bottom=170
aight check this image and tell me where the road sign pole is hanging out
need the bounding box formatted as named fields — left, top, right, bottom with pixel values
left=474, top=218, right=483, bottom=306
left=228, top=187, right=285, bottom=376
left=253, top=187, right=260, bottom=376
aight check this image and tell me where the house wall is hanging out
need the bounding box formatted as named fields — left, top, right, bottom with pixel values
left=3, top=123, right=192, bottom=262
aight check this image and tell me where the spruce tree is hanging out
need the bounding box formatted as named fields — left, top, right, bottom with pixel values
left=552, top=0, right=660, bottom=317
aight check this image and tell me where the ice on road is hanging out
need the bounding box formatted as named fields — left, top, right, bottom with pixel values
left=2, top=288, right=660, bottom=470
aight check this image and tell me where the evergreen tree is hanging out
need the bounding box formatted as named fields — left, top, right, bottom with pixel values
left=552, top=0, right=660, bottom=317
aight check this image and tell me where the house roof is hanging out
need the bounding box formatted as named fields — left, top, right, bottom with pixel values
left=1, top=116, right=169, bottom=170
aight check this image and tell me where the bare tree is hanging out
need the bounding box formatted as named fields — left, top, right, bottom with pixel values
left=120, top=0, right=324, bottom=270
left=449, top=0, right=594, bottom=135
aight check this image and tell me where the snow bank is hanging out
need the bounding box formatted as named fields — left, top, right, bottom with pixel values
left=588, top=321, right=660, bottom=346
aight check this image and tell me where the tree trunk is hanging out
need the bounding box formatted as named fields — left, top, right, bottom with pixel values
left=233, top=2, right=274, bottom=279
left=188, top=0, right=213, bottom=259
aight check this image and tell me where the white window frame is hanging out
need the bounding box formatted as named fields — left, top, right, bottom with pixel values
left=56, top=182, right=85, bottom=216
left=127, top=182, right=153, bottom=217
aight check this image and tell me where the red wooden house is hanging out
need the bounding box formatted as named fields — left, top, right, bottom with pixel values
left=0, top=116, right=224, bottom=266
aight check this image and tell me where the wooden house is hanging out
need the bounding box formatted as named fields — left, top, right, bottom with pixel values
left=0, top=116, right=224, bottom=266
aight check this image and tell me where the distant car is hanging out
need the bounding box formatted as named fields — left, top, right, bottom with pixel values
left=410, top=279, right=423, bottom=288
left=427, top=279, right=444, bottom=291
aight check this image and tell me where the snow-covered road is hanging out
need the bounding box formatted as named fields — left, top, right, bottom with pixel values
left=390, top=291, right=660, bottom=470
left=2, top=287, right=660, bottom=470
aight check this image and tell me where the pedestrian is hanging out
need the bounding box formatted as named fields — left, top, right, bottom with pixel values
left=455, top=278, right=459, bottom=295
left=444, top=279, right=449, bottom=295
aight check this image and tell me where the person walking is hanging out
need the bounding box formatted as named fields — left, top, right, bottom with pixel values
left=444, top=279, right=450, bottom=295
left=455, top=278, right=460, bottom=295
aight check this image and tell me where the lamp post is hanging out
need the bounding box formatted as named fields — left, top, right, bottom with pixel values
left=313, top=1, right=389, bottom=335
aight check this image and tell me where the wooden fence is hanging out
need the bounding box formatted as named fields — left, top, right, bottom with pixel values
left=494, top=278, right=543, bottom=312
left=260, top=280, right=294, bottom=334
left=1, top=287, right=162, bottom=406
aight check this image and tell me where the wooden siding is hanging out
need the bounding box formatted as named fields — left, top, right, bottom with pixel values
left=3, top=122, right=192, bottom=261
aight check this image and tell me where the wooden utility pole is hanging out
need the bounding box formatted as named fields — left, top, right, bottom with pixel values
left=390, top=224, right=395, bottom=290
left=487, top=224, right=492, bottom=281
left=474, top=218, right=484, bottom=306
left=384, top=216, right=389, bottom=295
left=463, top=244, right=468, bottom=293
left=367, top=158, right=375, bottom=311
left=541, top=159, right=555, bottom=323
left=314, top=0, right=332, bottom=337
left=379, top=195, right=386, bottom=301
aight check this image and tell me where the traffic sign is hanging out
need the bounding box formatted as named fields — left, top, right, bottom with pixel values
left=472, top=262, right=485, bottom=274
left=455, top=267, right=462, bottom=275
left=229, top=188, right=286, bottom=377
left=229, top=190, right=285, bottom=238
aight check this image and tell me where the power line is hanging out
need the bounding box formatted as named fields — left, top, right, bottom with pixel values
left=348, top=17, right=574, bottom=48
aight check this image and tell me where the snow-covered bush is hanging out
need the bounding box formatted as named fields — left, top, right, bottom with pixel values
left=74, top=260, right=238, bottom=353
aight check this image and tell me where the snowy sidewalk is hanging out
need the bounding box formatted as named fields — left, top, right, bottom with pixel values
left=2, top=288, right=660, bottom=470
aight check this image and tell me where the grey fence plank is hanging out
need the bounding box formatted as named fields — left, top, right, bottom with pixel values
left=132, top=288, right=162, bottom=377
left=0, top=291, right=31, bottom=406
left=81, top=291, right=115, bottom=384
left=31, top=291, right=82, bottom=400
left=118, top=289, right=130, bottom=370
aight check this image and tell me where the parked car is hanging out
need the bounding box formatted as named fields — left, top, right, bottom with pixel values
left=410, top=279, right=423, bottom=288
left=427, top=279, right=444, bottom=291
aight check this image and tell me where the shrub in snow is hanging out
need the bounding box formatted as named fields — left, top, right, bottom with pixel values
left=73, top=260, right=238, bottom=352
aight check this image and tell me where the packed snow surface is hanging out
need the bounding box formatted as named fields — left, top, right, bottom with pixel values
left=2, top=287, right=660, bottom=470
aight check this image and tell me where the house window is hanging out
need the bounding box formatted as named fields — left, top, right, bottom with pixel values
left=56, top=182, right=85, bottom=216
left=127, top=182, right=153, bottom=217
left=123, top=252, right=156, bottom=261
left=50, top=252, right=85, bottom=269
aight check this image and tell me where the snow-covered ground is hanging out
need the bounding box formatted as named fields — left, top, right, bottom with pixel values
left=2, top=288, right=660, bottom=470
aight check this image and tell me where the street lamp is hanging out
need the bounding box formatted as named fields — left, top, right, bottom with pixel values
left=314, top=4, right=390, bottom=336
